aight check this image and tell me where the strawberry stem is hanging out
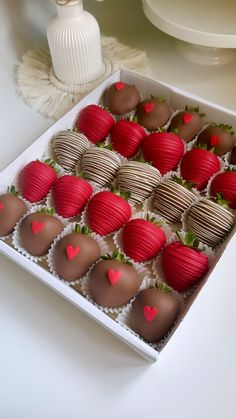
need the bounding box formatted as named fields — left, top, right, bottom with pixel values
left=185, top=105, right=205, bottom=117
left=211, top=123, right=234, bottom=135
left=171, top=175, right=196, bottom=190
left=154, top=282, right=172, bottom=294
left=102, top=251, right=132, bottom=266
left=215, top=193, right=229, bottom=208
left=38, top=207, right=55, bottom=216
left=176, top=231, right=201, bottom=249
left=110, top=186, right=130, bottom=201
left=73, top=224, right=91, bottom=235
left=7, top=185, right=19, bottom=196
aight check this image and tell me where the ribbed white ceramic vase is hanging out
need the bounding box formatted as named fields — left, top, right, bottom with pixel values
left=47, top=0, right=104, bottom=85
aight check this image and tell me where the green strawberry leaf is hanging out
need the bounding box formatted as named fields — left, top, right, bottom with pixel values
left=170, top=175, right=196, bottom=190
left=211, top=123, right=235, bottom=135
left=176, top=231, right=202, bottom=250
left=73, top=224, right=91, bottom=235
left=7, top=185, right=19, bottom=196
left=38, top=207, right=55, bottom=216
left=215, top=192, right=229, bottom=208
left=102, top=251, right=133, bottom=266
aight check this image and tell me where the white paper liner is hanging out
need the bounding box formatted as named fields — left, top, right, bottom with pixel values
left=113, top=210, right=173, bottom=266
left=47, top=221, right=109, bottom=286
left=81, top=255, right=150, bottom=314
left=152, top=230, right=215, bottom=299
left=0, top=187, right=31, bottom=241
left=81, top=187, right=134, bottom=238
left=116, top=275, right=184, bottom=352
left=12, top=205, right=67, bottom=263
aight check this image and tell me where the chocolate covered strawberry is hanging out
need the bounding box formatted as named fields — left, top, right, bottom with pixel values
left=121, top=216, right=166, bottom=262
left=111, top=119, right=147, bottom=158
left=180, top=147, right=220, bottom=190
left=20, top=159, right=57, bottom=203
left=0, top=187, right=28, bottom=236
left=142, top=131, right=184, bottom=174
left=87, top=189, right=131, bottom=236
left=53, top=175, right=92, bottom=218
left=131, top=284, right=181, bottom=343
left=104, top=82, right=140, bottom=115
left=89, top=251, right=141, bottom=307
left=76, top=104, right=115, bottom=144
left=210, top=169, right=236, bottom=209
left=162, top=232, right=209, bottom=292
left=136, top=97, right=171, bottom=131
left=196, top=123, right=235, bottom=156
left=169, top=106, right=204, bottom=142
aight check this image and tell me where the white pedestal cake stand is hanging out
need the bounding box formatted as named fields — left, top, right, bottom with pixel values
left=142, top=0, right=236, bottom=65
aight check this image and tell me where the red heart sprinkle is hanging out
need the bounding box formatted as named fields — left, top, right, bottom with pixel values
left=107, top=269, right=121, bottom=286
left=144, top=102, right=154, bottom=114
left=183, top=113, right=193, bottom=124
left=0, top=202, right=4, bottom=211
left=66, top=244, right=80, bottom=261
left=210, top=135, right=220, bottom=147
left=31, top=221, right=44, bottom=235
left=143, top=305, right=158, bottom=322
left=115, top=82, right=125, bottom=91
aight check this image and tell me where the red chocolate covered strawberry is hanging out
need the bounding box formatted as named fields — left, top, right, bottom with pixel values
left=161, top=232, right=209, bottom=292
left=142, top=131, right=184, bottom=174
left=196, top=123, right=235, bottom=156
left=111, top=119, right=147, bottom=158
left=87, top=188, right=131, bottom=236
left=20, top=159, right=57, bottom=203
left=76, top=104, right=115, bottom=144
left=121, top=216, right=166, bottom=262
left=53, top=175, right=92, bottom=218
left=180, top=147, right=220, bottom=190
left=210, top=169, right=236, bottom=209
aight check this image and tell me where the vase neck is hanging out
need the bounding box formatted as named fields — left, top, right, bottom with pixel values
left=56, top=1, right=84, bottom=18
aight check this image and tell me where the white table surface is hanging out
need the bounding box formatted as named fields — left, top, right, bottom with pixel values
left=0, top=1, right=236, bottom=418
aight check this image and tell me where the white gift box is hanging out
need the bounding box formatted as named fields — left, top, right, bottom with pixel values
left=0, top=68, right=235, bottom=362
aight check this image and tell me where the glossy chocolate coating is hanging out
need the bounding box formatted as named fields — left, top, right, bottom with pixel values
left=229, top=145, right=236, bottom=165
left=54, top=232, right=100, bottom=282
left=169, top=111, right=203, bottom=142
left=131, top=288, right=181, bottom=343
left=20, top=212, right=63, bottom=256
left=0, top=193, right=28, bottom=236
left=89, top=259, right=140, bottom=307
left=136, top=98, right=171, bottom=131
left=197, top=126, right=235, bottom=156
left=104, top=82, right=140, bottom=115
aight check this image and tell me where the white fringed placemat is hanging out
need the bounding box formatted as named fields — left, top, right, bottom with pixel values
left=17, top=36, right=149, bottom=120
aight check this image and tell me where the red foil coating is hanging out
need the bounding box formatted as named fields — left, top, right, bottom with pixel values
left=76, top=105, right=115, bottom=144
left=53, top=175, right=92, bottom=218
left=122, top=219, right=166, bottom=262
left=111, top=120, right=147, bottom=158
left=210, top=171, right=236, bottom=209
left=87, top=191, right=131, bottom=236
left=20, top=160, right=57, bottom=203
left=142, top=132, right=184, bottom=175
left=180, top=148, right=220, bottom=190
left=162, top=241, right=209, bottom=292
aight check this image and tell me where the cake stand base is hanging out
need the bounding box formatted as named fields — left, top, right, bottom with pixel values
left=175, top=40, right=236, bottom=66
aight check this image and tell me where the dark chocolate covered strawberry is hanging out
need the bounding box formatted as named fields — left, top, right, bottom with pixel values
left=210, top=169, right=236, bottom=209
left=104, top=82, right=140, bottom=115
left=229, top=145, right=236, bottom=165
left=131, top=285, right=181, bottom=343
left=20, top=159, right=57, bottom=203
left=186, top=196, right=235, bottom=247
left=121, top=216, right=166, bottom=262
left=53, top=175, right=92, bottom=218
left=76, top=104, right=115, bottom=144
left=0, top=187, right=28, bottom=236
left=87, top=188, right=131, bottom=236
left=89, top=251, right=141, bottom=307
left=19, top=208, right=63, bottom=256
left=142, top=131, right=184, bottom=175
left=111, top=119, right=147, bottom=158
left=53, top=225, right=100, bottom=282
left=180, top=147, right=220, bottom=190
left=162, top=232, right=209, bottom=292
left=136, top=97, right=171, bottom=131
left=169, top=106, right=204, bottom=142
left=196, top=123, right=235, bottom=156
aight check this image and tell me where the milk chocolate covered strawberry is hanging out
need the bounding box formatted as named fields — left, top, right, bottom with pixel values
left=142, top=131, right=184, bottom=175
left=196, top=124, right=235, bottom=156
left=0, top=187, right=28, bottom=236
left=162, top=232, right=209, bottom=292
left=104, top=82, right=140, bottom=115
left=87, top=188, right=131, bottom=236
left=89, top=251, right=141, bottom=307
left=169, top=106, right=204, bottom=142
left=131, top=285, right=181, bottom=343
left=136, top=97, right=171, bottom=131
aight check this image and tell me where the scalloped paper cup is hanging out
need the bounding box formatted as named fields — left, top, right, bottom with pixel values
left=12, top=205, right=67, bottom=263
left=47, top=221, right=109, bottom=286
